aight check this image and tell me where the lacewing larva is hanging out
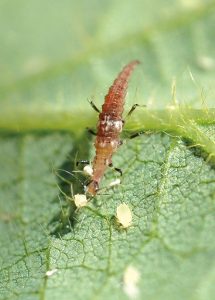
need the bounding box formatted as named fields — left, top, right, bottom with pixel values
left=86, top=60, right=140, bottom=196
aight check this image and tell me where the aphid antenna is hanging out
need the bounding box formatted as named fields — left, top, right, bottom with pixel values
left=73, top=151, right=80, bottom=169
left=56, top=180, right=79, bottom=211
left=57, top=194, right=74, bottom=222
left=39, top=223, right=53, bottom=242
left=57, top=183, right=71, bottom=201
left=56, top=168, right=87, bottom=193
left=70, top=182, right=74, bottom=197
left=67, top=217, right=75, bottom=235
left=54, top=172, right=73, bottom=189
left=56, top=167, right=85, bottom=176
left=57, top=168, right=83, bottom=180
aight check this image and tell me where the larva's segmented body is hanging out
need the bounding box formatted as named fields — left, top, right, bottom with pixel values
left=87, top=60, right=140, bottom=196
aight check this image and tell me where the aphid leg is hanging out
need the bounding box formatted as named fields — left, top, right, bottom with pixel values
left=88, top=99, right=101, bottom=113
left=76, top=160, right=90, bottom=166
left=109, top=163, right=123, bottom=176
left=114, top=167, right=123, bottom=176
left=86, top=127, right=97, bottom=136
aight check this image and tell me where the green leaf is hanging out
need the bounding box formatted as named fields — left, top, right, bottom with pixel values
left=0, top=1, right=215, bottom=300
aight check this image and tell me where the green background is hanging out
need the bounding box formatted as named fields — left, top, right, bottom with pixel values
left=0, top=1, right=215, bottom=299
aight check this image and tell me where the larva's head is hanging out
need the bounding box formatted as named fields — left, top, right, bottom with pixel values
left=86, top=180, right=99, bottom=197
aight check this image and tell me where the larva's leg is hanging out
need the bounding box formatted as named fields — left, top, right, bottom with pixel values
left=86, top=178, right=93, bottom=186
left=130, top=130, right=153, bottom=139
left=109, top=163, right=123, bottom=176
left=129, top=131, right=145, bottom=139
left=114, top=167, right=123, bottom=176
left=125, top=103, right=146, bottom=119
left=126, top=103, right=140, bottom=117
left=86, top=127, right=97, bottom=136
left=88, top=100, right=101, bottom=113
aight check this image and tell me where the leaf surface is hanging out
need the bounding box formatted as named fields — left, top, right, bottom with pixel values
left=0, top=1, right=215, bottom=300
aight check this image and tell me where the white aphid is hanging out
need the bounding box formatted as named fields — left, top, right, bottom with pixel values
left=116, top=203, right=132, bottom=228
left=45, top=268, right=58, bottom=277
left=109, top=178, right=121, bottom=187
left=123, top=265, right=140, bottom=299
left=74, top=194, right=88, bottom=208
left=83, top=164, right=93, bottom=176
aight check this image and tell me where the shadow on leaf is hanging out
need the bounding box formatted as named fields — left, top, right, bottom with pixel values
left=48, top=132, right=92, bottom=237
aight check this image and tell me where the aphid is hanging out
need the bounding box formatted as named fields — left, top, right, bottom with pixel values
left=45, top=268, right=58, bottom=277
left=69, top=183, right=88, bottom=208
left=109, top=178, right=121, bottom=187
left=123, top=265, right=140, bottom=299
left=116, top=203, right=132, bottom=228
left=83, top=164, right=93, bottom=177
left=74, top=193, right=88, bottom=208
left=86, top=60, right=140, bottom=196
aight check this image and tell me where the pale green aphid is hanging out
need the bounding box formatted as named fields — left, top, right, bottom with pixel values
left=116, top=203, right=132, bottom=228
left=74, top=194, right=88, bottom=208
